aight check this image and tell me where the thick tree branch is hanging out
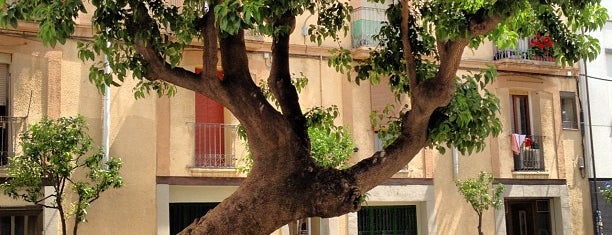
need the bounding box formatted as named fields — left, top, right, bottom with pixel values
left=130, top=2, right=294, bottom=167
left=400, top=0, right=418, bottom=90
left=268, top=14, right=308, bottom=140
left=134, top=42, right=205, bottom=91
left=130, top=2, right=214, bottom=95
left=217, top=30, right=305, bottom=171
left=351, top=4, right=505, bottom=193
left=200, top=2, right=219, bottom=81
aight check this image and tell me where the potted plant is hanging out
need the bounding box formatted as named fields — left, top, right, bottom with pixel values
left=528, top=33, right=555, bottom=61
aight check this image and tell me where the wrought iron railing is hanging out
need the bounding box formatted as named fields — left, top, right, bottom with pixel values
left=493, top=38, right=555, bottom=62
left=351, top=6, right=386, bottom=48
left=193, top=123, right=238, bottom=168
left=512, top=135, right=545, bottom=171
left=0, top=116, right=26, bottom=166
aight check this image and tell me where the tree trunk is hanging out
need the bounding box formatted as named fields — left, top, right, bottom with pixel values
left=73, top=213, right=80, bottom=235
left=58, top=204, right=67, bottom=235
left=478, top=213, right=483, bottom=235
left=179, top=169, right=413, bottom=234
left=179, top=161, right=362, bottom=234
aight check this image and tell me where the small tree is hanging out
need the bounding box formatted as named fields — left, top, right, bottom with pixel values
left=600, top=183, right=612, bottom=203
left=0, top=116, right=123, bottom=235
left=456, top=171, right=505, bottom=235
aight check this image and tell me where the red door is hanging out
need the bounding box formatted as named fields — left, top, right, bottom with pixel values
left=194, top=69, right=225, bottom=167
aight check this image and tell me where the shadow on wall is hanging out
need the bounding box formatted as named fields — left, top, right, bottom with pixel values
left=434, top=184, right=468, bottom=234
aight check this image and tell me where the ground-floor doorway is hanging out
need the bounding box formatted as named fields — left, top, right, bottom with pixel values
left=505, top=199, right=552, bottom=235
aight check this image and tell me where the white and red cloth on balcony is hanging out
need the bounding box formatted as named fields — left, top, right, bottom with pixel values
left=511, top=134, right=527, bottom=155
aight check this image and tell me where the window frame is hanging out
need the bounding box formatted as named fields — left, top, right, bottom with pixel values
left=560, top=91, right=579, bottom=130
left=511, top=94, right=531, bottom=135
left=0, top=206, right=43, bottom=235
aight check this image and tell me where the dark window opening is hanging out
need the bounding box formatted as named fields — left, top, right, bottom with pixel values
left=0, top=206, right=43, bottom=235
left=169, top=203, right=218, bottom=235
left=511, top=95, right=531, bottom=135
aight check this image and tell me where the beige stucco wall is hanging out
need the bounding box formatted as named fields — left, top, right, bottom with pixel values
left=75, top=78, right=159, bottom=235
left=0, top=35, right=159, bottom=234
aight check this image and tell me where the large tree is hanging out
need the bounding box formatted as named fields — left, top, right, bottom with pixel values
left=0, top=0, right=605, bottom=234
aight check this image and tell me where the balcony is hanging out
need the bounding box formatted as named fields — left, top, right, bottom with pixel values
left=193, top=123, right=238, bottom=168
left=512, top=135, right=545, bottom=171
left=0, top=116, right=26, bottom=167
left=493, top=37, right=555, bottom=63
left=351, top=6, right=386, bottom=48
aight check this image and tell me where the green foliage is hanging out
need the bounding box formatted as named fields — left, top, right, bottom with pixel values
left=0, top=0, right=354, bottom=97
left=307, top=1, right=352, bottom=45
left=456, top=171, right=505, bottom=214
left=0, top=116, right=123, bottom=235
left=369, top=67, right=502, bottom=155
left=370, top=104, right=405, bottom=149
left=354, top=0, right=603, bottom=155
left=238, top=106, right=354, bottom=173
left=600, top=184, right=612, bottom=204
left=237, top=77, right=354, bottom=173
left=1, top=0, right=604, bottom=159
left=456, top=171, right=505, bottom=234
left=305, top=106, right=354, bottom=169
left=428, top=67, right=502, bottom=155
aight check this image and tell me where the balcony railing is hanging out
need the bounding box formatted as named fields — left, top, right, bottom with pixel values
left=493, top=38, right=555, bottom=62
left=512, top=135, right=545, bottom=171
left=351, top=6, right=386, bottom=48
left=0, top=116, right=26, bottom=166
left=194, top=123, right=238, bottom=168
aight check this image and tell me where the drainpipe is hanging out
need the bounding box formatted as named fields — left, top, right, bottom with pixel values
left=102, top=50, right=111, bottom=164
left=452, top=147, right=459, bottom=180
left=320, top=55, right=323, bottom=106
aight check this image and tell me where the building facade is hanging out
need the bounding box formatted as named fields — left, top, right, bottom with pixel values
left=0, top=1, right=595, bottom=234
left=581, top=3, right=612, bottom=234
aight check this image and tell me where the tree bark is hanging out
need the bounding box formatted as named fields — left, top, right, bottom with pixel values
left=478, top=213, right=483, bottom=235
left=140, top=2, right=508, bottom=234
left=58, top=201, right=67, bottom=235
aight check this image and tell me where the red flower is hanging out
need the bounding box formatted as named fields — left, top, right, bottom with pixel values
left=529, top=33, right=554, bottom=59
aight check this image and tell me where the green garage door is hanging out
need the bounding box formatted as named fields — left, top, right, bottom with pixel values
left=358, top=205, right=418, bottom=235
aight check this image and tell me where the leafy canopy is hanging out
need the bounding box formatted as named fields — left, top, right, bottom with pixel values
left=0, top=0, right=605, bottom=156
left=456, top=171, right=505, bottom=214
left=456, top=171, right=505, bottom=235
left=354, top=0, right=605, bottom=154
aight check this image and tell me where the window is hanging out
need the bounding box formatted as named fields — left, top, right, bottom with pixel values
left=374, top=132, right=383, bottom=152
left=288, top=218, right=311, bottom=235
left=0, top=63, right=11, bottom=166
left=351, top=2, right=387, bottom=48
left=358, top=205, right=417, bottom=235
left=0, top=206, right=43, bottom=235
left=511, top=95, right=531, bottom=135
left=560, top=92, right=578, bottom=129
